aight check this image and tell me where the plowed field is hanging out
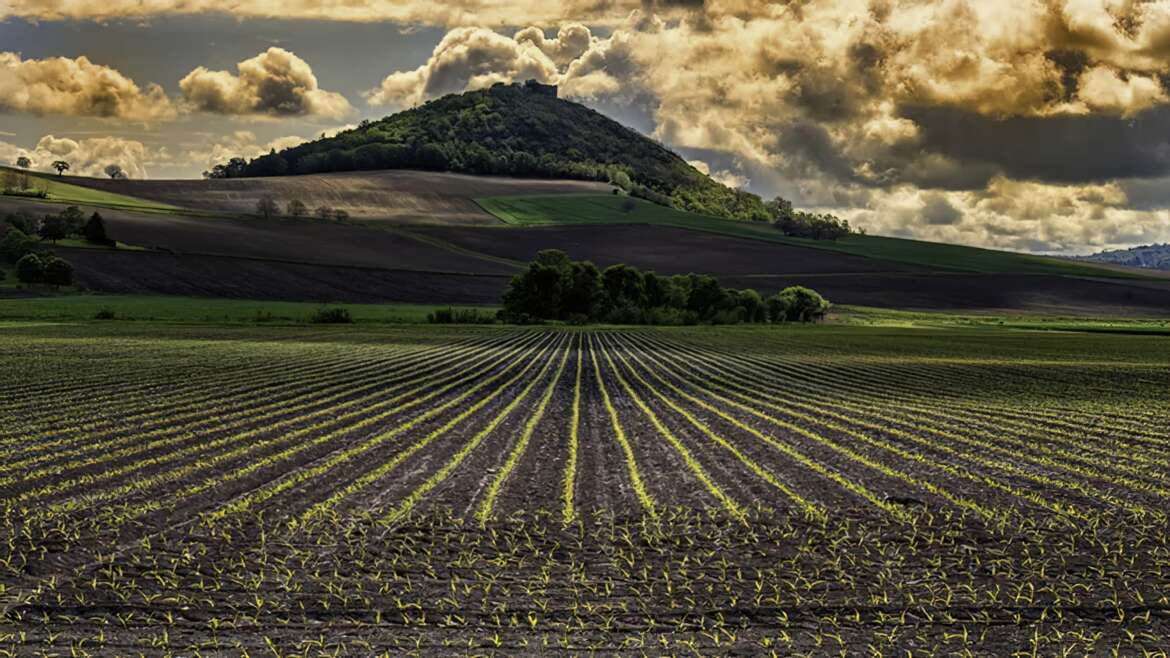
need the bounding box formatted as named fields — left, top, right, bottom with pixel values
left=2, top=324, right=1168, bottom=655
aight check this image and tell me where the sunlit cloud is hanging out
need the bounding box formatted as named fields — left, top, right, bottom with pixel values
left=0, top=52, right=176, bottom=121
left=180, top=48, right=353, bottom=119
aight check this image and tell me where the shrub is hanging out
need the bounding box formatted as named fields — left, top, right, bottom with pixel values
left=15, top=253, right=44, bottom=284
left=94, top=308, right=116, bottom=320
left=3, top=211, right=39, bottom=235
left=310, top=307, right=353, bottom=324
left=769, top=286, right=830, bottom=323
left=427, top=307, right=496, bottom=324
left=1, top=229, right=37, bottom=264
left=43, top=257, right=74, bottom=287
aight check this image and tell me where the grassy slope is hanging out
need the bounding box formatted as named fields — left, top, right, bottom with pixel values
left=0, top=294, right=496, bottom=324
left=477, top=194, right=1143, bottom=278
left=834, top=305, right=1170, bottom=334
left=2, top=168, right=182, bottom=214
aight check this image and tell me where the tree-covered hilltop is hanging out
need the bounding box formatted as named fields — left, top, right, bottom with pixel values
left=221, top=82, right=771, bottom=222
left=1076, top=243, right=1170, bottom=271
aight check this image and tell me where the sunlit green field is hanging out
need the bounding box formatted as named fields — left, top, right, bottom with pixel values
left=1, top=320, right=1167, bottom=654
left=477, top=193, right=1142, bottom=277
left=2, top=168, right=180, bottom=213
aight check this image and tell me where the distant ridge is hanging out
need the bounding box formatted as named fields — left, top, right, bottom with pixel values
left=1076, top=243, right=1170, bottom=271
left=227, top=81, right=771, bottom=222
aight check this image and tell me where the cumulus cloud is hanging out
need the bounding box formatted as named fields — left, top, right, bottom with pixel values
left=180, top=48, right=352, bottom=119
left=367, top=27, right=560, bottom=108
left=1, top=134, right=159, bottom=178
left=1075, top=65, right=1167, bottom=116
left=0, top=52, right=175, bottom=121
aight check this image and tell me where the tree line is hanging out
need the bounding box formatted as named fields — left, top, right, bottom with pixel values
left=1, top=206, right=112, bottom=287
left=498, top=250, right=830, bottom=325
left=254, top=195, right=349, bottom=221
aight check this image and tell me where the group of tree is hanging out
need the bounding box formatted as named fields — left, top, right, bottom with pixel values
left=3, top=157, right=45, bottom=198
left=766, top=197, right=855, bottom=240
left=500, top=250, right=829, bottom=325
left=255, top=195, right=349, bottom=221
left=207, top=84, right=773, bottom=222
left=1, top=207, right=108, bottom=282
left=14, top=252, right=73, bottom=286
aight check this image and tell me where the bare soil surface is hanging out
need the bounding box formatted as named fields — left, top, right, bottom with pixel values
left=59, top=247, right=510, bottom=304
left=414, top=223, right=925, bottom=275
left=2, top=325, right=1169, bottom=655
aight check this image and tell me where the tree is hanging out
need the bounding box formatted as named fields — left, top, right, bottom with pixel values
left=736, top=289, right=767, bottom=323
left=43, top=257, right=73, bottom=287
left=3, top=211, right=38, bottom=235
left=333, top=209, right=350, bottom=222
left=204, top=157, right=248, bottom=179
left=0, top=229, right=36, bottom=263
left=287, top=199, right=308, bottom=218
left=39, top=215, right=68, bottom=243
left=84, top=212, right=111, bottom=244
left=59, top=206, right=85, bottom=235
left=104, top=164, right=126, bottom=180
left=52, top=160, right=70, bottom=177
left=15, top=253, right=44, bottom=284
left=256, top=195, right=280, bottom=219
left=770, top=286, right=830, bottom=322
left=15, top=156, right=31, bottom=189
left=315, top=205, right=335, bottom=220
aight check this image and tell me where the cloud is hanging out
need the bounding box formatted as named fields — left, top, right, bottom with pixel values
left=1074, top=65, right=1167, bottom=116
left=0, top=52, right=175, bottom=121
left=838, top=179, right=1170, bottom=254
left=180, top=48, right=352, bottom=119
left=1, top=134, right=159, bottom=178
left=185, top=130, right=311, bottom=172
left=0, top=1, right=669, bottom=26
left=367, top=27, right=560, bottom=108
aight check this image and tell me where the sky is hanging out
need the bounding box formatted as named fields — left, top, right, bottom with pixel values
left=3, top=1, right=1170, bottom=254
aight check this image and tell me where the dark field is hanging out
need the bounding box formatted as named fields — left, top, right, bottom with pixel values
left=414, top=224, right=923, bottom=275
left=1, top=322, right=1168, bottom=655
left=58, top=248, right=510, bottom=304
left=101, top=213, right=515, bottom=273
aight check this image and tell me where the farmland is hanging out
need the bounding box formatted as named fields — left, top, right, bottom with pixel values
left=1, top=322, right=1168, bottom=654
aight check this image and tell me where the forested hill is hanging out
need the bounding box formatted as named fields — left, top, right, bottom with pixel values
left=1077, top=243, right=1170, bottom=271
left=229, top=82, right=771, bottom=222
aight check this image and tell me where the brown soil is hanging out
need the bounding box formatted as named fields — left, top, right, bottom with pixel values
left=414, top=223, right=923, bottom=275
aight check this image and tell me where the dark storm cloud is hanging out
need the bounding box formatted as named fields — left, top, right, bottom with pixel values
left=901, top=104, right=1170, bottom=184
left=920, top=193, right=963, bottom=225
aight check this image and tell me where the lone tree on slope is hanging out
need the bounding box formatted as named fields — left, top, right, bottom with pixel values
left=256, top=195, right=280, bottom=220
left=52, top=161, right=70, bottom=177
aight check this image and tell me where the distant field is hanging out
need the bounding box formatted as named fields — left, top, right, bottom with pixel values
left=2, top=322, right=1168, bottom=654
left=67, top=170, right=610, bottom=224
left=2, top=168, right=180, bottom=214
left=477, top=194, right=1145, bottom=278
left=0, top=294, right=496, bottom=324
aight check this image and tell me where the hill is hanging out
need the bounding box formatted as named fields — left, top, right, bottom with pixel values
left=1077, top=243, right=1170, bottom=271
left=227, top=82, right=770, bottom=221
left=8, top=167, right=1170, bottom=317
